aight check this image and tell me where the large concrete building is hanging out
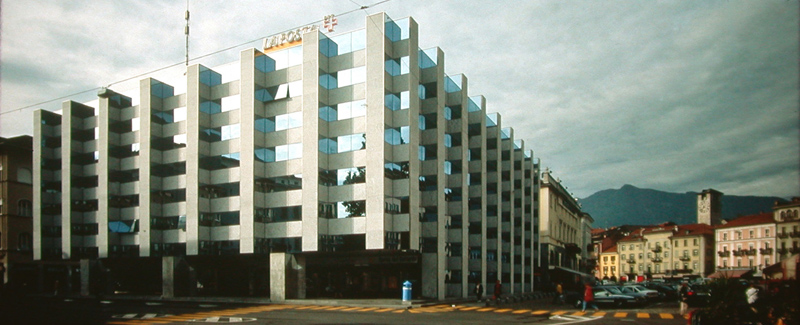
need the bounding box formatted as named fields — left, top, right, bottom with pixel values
left=32, top=13, right=545, bottom=300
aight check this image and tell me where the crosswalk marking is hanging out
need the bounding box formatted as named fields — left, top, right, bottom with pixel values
left=660, top=313, right=674, bottom=319
left=373, top=308, right=395, bottom=312
left=637, top=312, right=650, bottom=318
left=531, top=310, right=549, bottom=315
left=494, top=308, right=513, bottom=313
left=512, top=309, right=531, bottom=314
left=614, top=312, right=627, bottom=318
left=551, top=311, right=568, bottom=315
left=573, top=311, right=586, bottom=316
left=476, top=307, right=495, bottom=312
left=593, top=311, right=606, bottom=317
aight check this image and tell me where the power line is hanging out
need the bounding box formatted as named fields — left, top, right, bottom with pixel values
left=1, top=0, right=395, bottom=117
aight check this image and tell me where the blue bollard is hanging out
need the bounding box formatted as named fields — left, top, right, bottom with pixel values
left=402, top=281, right=412, bottom=302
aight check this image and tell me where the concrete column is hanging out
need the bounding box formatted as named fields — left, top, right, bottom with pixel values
left=301, top=32, right=321, bottom=252
left=162, top=256, right=176, bottom=298
left=80, top=258, right=90, bottom=296
left=239, top=49, right=257, bottom=254
left=270, top=252, right=306, bottom=301
left=365, top=12, right=388, bottom=250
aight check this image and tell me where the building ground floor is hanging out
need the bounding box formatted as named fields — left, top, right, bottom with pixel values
left=16, top=250, right=424, bottom=301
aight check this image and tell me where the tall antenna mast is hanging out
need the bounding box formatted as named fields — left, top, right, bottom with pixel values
left=184, top=0, right=190, bottom=68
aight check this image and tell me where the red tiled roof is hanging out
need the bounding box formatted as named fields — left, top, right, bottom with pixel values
left=672, top=223, right=713, bottom=237
left=716, top=212, right=774, bottom=229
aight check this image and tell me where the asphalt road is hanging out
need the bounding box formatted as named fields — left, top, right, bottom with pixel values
left=0, top=295, right=688, bottom=325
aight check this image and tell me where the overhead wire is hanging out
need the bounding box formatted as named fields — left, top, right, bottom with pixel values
left=1, top=0, right=395, bottom=117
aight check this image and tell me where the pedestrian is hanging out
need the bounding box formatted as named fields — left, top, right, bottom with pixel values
left=582, top=283, right=598, bottom=312
left=679, top=282, right=690, bottom=316
left=494, top=280, right=502, bottom=301
left=745, top=282, right=759, bottom=313
left=553, top=282, right=564, bottom=304
left=474, top=283, right=484, bottom=301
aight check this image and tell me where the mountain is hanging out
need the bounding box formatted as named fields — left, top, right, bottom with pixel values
left=581, top=184, right=783, bottom=228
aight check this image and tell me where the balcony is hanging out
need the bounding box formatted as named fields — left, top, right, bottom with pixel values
left=651, top=257, right=663, bottom=263
left=627, top=259, right=636, bottom=264
left=777, top=248, right=789, bottom=255
left=790, top=231, right=800, bottom=238
left=733, top=249, right=745, bottom=257
left=718, top=250, right=730, bottom=257
left=744, top=249, right=757, bottom=256
left=651, top=246, right=662, bottom=253
left=791, top=247, right=800, bottom=254
left=777, top=232, right=789, bottom=238
left=759, top=248, right=773, bottom=255
left=679, top=256, right=691, bottom=261
left=674, top=268, right=693, bottom=274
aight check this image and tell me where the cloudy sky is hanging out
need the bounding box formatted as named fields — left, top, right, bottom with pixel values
left=1, top=0, right=798, bottom=199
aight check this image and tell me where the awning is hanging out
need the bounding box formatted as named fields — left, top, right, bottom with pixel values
left=550, top=266, right=594, bottom=278
left=707, top=269, right=753, bottom=278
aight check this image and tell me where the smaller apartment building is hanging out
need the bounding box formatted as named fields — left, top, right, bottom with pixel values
left=617, top=223, right=714, bottom=280
left=715, top=213, right=776, bottom=276
left=774, top=198, right=800, bottom=258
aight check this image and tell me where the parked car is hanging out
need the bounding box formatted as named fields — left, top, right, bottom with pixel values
left=685, top=284, right=711, bottom=307
left=643, top=282, right=678, bottom=300
left=567, top=286, right=647, bottom=308
left=620, top=285, right=661, bottom=301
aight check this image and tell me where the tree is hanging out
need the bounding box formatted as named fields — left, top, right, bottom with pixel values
left=342, top=167, right=366, bottom=217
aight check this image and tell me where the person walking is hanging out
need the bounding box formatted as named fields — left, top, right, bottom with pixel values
left=494, top=280, right=502, bottom=301
left=553, top=282, right=564, bottom=304
left=679, top=282, right=690, bottom=316
left=582, top=283, right=598, bottom=312
left=474, top=283, right=484, bottom=301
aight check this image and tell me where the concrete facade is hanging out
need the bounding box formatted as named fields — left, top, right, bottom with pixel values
left=32, top=13, right=542, bottom=300
left=537, top=170, right=591, bottom=286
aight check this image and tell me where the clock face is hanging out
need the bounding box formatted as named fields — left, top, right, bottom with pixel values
left=699, top=199, right=710, bottom=213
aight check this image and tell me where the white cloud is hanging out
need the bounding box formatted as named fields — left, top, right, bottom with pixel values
left=1, top=0, right=797, bottom=198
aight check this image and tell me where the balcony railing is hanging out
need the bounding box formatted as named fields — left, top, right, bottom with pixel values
left=777, top=248, right=789, bottom=255
left=651, top=257, right=663, bottom=263
left=627, top=259, right=636, bottom=264
left=791, top=247, right=800, bottom=254
left=790, top=231, right=800, bottom=238
left=733, top=250, right=745, bottom=257
left=759, top=248, right=773, bottom=255
left=679, top=256, right=691, bottom=261
left=651, top=246, right=662, bottom=253
left=718, top=250, right=730, bottom=257
left=777, top=232, right=789, bottom=238
left=744, top=249, right=757, bottom=256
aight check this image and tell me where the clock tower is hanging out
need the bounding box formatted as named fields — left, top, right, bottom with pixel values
left=697, top=189, right=722, bottom=225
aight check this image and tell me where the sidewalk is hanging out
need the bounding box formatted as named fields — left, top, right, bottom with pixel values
left=18, top=291, right=559, bottom=310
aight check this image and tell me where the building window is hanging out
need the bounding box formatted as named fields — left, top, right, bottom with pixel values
left=693, top=249, right=699, bottom=256
left=749, top=230, right=754, bottom=238
left=723, top=233, right=727, bottom=240
left=17, top=168, right=32, bottom=184
left=18, top=200, right=32, bottom=217
left=18, top=233, right=32, bottom=250
left=765, top=229, right=770, bottom=237
left=693, top=238, right=698, bottom=245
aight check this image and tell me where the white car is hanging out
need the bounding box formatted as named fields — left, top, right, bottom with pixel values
left=621, top=285, right=660, bottom=301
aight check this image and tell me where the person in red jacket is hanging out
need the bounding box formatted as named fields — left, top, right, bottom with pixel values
left=582, top=283, right=599, bottom=312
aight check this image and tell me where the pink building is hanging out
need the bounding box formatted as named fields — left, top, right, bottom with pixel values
left=714, top=213, right=776, bottom=276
